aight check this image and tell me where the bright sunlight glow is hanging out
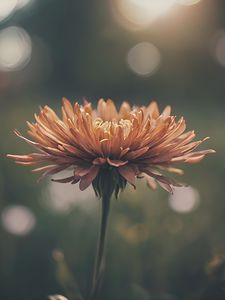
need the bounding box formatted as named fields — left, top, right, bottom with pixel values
left=0, top=0, right=17, bottom=22
left=112, top=0, right=177, bottom=30
left=176, top=0, right=202, bottom=6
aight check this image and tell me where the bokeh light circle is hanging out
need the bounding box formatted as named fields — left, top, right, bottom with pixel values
left=49, top=295, right=69, bottom=300
left=0, top=26, right=32, bottom=71
left=127, top=42, right=161, bottom=76
left=168, top=186, right=200, bottom=213
left=17, top=0, right=33, bottom=9
left=112, top=0, right=177, bottom=30
left=1, top=205, right=36, bottom=235
left=0, top=0, right=17, bottom=23
left=214, top=31, right=225, bottom=68
left=43, top=172, right=95, bottom=214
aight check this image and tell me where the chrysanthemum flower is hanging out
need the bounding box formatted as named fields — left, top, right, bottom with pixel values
left=7, top=98, right=215, bottom=197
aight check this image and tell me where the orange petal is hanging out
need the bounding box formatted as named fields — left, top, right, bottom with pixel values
left=124, top=147, right=149, bottom=160
left=165, top=167, right=184, bottom=175
left=145, top=175, right=157, bottom=190
left=107, top=158, right=128, bottom=167
left=148, top=101, right=160, bottom=119
left=79, top=165, right=99, bottom=191
left=52, top=176, right=76, bottom=183
left=157, top=181, right=173, bottom=194
left=162, top=105, right=171, bottom=117
left=14, top=130, right=40, bottom=148
left=185, top=155, right=205, bottom=164
left=15, top=161, right=40, bottom=166
left=75, top=166, right=91, bottom=177
left=62, top=97, right=74, bottom=119
left=141, top=168, right=181, bottom=187
left=118, top=165, right=136, bottom=186
left=7, top=153, right=46, bottom=162
left=119, top=101, right=131, bottom=119
left=93, top=157, right=107, bottom=165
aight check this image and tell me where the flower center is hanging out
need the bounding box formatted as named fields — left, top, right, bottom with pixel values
left=93, top=118, right=132, bottom=138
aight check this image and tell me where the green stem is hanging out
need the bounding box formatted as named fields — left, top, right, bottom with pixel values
left=88, top=195, right=111, bottom=300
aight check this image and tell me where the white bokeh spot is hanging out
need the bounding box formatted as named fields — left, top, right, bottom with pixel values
left=127, top=42, right=161, bottom=76
left=1, top=205, right=36, bottom=235
left=168, top=186, right=200, bottom=214
left=0, top=26, right=32, bottom=71
left=0, top=0, right=17, bottom=23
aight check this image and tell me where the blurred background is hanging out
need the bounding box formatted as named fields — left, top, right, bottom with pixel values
left=0, top=0, right=225, bottom=299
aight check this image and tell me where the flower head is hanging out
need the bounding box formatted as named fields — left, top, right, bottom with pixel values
left=7, top=98, right=215, bottom=198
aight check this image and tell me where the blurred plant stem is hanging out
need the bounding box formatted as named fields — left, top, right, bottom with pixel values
left=88, top=194, right=111, bottom=300
left=53, top=249, right=84, bottom=300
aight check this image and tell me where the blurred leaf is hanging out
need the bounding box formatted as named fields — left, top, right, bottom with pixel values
left=53, top=249, right=84, bottom=300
